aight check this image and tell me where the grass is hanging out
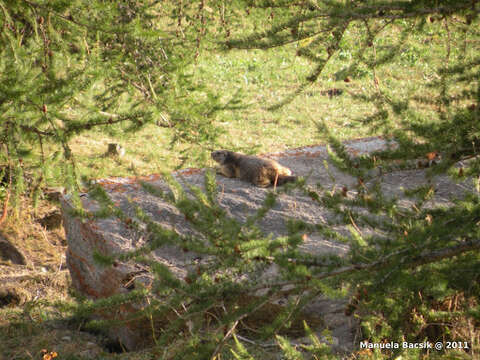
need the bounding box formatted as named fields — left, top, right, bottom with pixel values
left=69, top=42, right=377, bottom=180
left=67, top=15, right=478, bottom=182
left=1, top=10, right=479, bottom=360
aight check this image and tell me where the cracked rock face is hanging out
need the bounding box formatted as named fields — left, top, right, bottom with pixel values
left=61, top=137, right=469, bottom=351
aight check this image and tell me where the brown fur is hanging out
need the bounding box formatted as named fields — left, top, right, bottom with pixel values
left=211, top=150, right=297, bottom=187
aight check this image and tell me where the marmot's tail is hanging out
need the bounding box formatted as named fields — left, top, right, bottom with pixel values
left=275, top=175, right=297, bottom=186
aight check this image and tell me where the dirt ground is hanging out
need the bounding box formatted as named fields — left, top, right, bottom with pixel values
left=0, top=197, right=118, bottom=360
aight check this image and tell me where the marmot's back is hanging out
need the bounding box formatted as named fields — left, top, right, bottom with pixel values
left=211, top=150, right=296, bottom=187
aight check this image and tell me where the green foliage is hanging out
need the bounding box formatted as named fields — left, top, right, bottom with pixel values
left=0, top=0, right=223, bottom=206
left=3, top=0, right=479, bottom=359
left=231, top=335, right=255, bottom=360
left=276, top=335, right=304, bottom=360
left=88, top=1, right=479, bottom=358
left=79, top=172, right=334, bottom=358
left=79, top=162, right=479, bottom=358
left=222, top=1, right=479, bottom=357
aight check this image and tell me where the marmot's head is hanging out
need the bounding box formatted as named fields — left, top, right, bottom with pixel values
left=211, top=150, right=230, bottom=164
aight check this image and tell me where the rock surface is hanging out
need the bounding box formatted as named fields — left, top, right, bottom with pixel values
left=61, top=137, right=470, bottom=351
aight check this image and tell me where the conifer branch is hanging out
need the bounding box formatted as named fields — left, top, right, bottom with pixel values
left=229, top=2, right=478, bottom=49
left=19, top=125, right=55, bottom=137
left=253, top=239, right=480, bottom=291
left=19, top=115, right=137, bottom=138
left=211, top=293, right=277, bottom=358
left=24, top=0, right=117, bottom=34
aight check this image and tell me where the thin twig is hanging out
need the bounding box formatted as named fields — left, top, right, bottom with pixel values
left=212, top=320, right=239, bottom=357
left=235, top=334, right=277, bottom=348
left=273, top=170, right=279, bottom=192
left=348, top=210, right=362, bottom=235
left=211, top=294, right=278, bottom=358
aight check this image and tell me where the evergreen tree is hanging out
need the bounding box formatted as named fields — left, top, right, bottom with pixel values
left=218, top=0, right=480, bottom=358
left=81, top=1, right=479, bottom=358
left=4, top=0, right=478, bottom=358
left=0, top=0, right=222, bottom=216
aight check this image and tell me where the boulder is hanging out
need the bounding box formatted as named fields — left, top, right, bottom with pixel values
left=61, top=137, right=468, bottom=351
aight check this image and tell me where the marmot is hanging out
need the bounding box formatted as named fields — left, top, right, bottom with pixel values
left=211, top=150, right=297, bottom=187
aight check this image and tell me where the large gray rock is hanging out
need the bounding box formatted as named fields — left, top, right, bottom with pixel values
left=61, top=137, right=469, bottom=351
